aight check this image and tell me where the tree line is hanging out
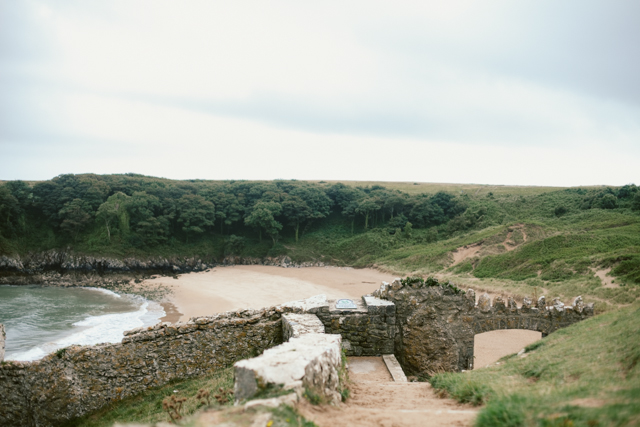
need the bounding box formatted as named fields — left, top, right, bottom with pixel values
left=0, top=174, right=468, bottom=251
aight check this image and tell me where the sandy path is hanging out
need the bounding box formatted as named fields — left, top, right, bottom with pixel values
left=300, top=357, right=477, bottom=427
left=474, top=330, right=540, bottom=368
left=592, top=267, right=617, bottom=288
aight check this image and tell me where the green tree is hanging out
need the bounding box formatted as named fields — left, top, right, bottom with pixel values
left=96, top=192, right=130, bottom=242
left=327, top=183, right=365, bottom=234
left=599, top=194, right=618, bottom=209
left=176, top=195, right=215, bottom=242
left=58, top=199, right=92, bottom=241
left=126, top=191, right=170, bottom=246
left=632, top=192, right=640, bottom=211
left=0, top=186, right=21, bottom=238
left=244, top=201, right=282, bottom=245
left=206, top=190, right=242, bottom=235
left=355, top=197, right=381, bottom=230
left=282, top=195, right=312, bottom=242
left=282, top=186, right=332, bottom=242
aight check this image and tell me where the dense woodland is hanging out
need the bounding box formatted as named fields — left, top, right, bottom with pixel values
left=0, top=174, right=471, bottom=253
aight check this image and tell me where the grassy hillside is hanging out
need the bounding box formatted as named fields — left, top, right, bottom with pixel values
left=288, top=188, right=640, bottom=311
left=430, top=302, right=640, bottom=426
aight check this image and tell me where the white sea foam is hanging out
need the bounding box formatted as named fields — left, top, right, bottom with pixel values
left=80, top=286, right=122, bottom=298
left=6, top=295, right=165, bottom=362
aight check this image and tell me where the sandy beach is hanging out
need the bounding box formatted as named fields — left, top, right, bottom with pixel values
left=144, top=265, right=540, bottom=369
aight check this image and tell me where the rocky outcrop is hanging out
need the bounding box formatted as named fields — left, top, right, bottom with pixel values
left=221, top=255, right=325, bottom=268
left=0, top=251, right=213, bottom=276
left=0, top=252, right=326, bottom=283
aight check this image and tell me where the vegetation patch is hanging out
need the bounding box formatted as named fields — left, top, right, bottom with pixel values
left=63, top=367, right=235, bottom=427
left=430, top=303, right=640, bottom=426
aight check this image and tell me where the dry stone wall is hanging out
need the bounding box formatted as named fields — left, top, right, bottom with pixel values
left=373, top=279, right=594, bottom=376
left=0, top=308, right=284, bottom=427
left=0, top=279, right=596, bottom=426
left=282, top=313, right=325, bottom=341
left=301, top=296, right=396, bottom=356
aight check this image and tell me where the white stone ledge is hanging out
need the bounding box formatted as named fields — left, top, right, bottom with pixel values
left=282, top=313, right=325, bottom=341
left=234, top=333, right=342, bottom=404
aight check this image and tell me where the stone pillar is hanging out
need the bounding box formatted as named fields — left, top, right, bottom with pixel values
left=0, top=323, right=5, bottom=361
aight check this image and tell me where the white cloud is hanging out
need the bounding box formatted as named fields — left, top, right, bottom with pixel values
left=1, top=0, right=639, bottom=185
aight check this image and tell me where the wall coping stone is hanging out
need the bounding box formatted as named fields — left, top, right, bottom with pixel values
left=234, top=333, right=342, bottom=403
left=282, top=313, right=325, bottom=341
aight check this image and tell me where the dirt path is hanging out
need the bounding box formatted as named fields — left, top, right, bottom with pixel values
left=591, top=267, right=617, bottom=288
left=450, top=224, right=528, bottom=267
left=299, top=357, right=477, bottom=427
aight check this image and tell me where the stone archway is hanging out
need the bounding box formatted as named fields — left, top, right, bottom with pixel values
left=373, top=279, right=594, bottom=376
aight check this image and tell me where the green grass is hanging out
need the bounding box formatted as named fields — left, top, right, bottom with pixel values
left=430, top=303, right=640, bottom=426
left=63, top=367, right=318, bottom=427
left=63, top=367, right=235, bottom=427
left=317, top=180, right=571, bottom=197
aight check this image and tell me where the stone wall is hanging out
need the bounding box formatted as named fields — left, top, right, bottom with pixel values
left=309, top=296, right=396, bottom=356
left=0, top=308, right=284, bottom=427
left=282, top=313, right=325, bottom=341
left=373, top=279, right=594, bottom=376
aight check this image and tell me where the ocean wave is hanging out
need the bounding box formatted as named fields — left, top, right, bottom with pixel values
left=80, top=286, right=122, bottom=298
left=6, top=296, right=165, bottom=362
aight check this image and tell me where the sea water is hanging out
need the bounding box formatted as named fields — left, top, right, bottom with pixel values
left=0, top=285, right=165, bottom=361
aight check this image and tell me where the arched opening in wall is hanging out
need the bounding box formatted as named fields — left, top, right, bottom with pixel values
left=473, top=330, right=542, bottom=369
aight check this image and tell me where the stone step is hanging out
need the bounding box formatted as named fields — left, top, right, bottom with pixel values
left=382, top=354, right=407, bottom=382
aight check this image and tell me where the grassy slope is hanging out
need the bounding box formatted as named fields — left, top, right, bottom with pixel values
left=64, top=368, right=235, bottom=427
left=287, top=188, right=640, bottom=312
left=430, top=303, right=640, bottom=427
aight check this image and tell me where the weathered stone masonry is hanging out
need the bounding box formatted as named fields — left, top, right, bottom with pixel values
left=373, top=279, right=594, bottom=375
left=0, top=308, right=284, bottom=427
left=300, top=295, right=396, bottom=356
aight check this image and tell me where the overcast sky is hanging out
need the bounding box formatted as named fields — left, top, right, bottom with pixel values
left=1, top=0, right=639, bottom=186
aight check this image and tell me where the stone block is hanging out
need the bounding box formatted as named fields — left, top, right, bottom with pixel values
left=282, top=313, right=325, bottom=341
left=477, top=294, right=491, bottom=312
left=234, top=334, right=342, bottom=404
left=382, top=354, right=407, bottom=382
left=363, top=295, right=396, bottom=315
left=280, top=294, right=329, bottom=314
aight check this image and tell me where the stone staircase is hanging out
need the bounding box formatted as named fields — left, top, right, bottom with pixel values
left=299, top=356, right=478, bottom=427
